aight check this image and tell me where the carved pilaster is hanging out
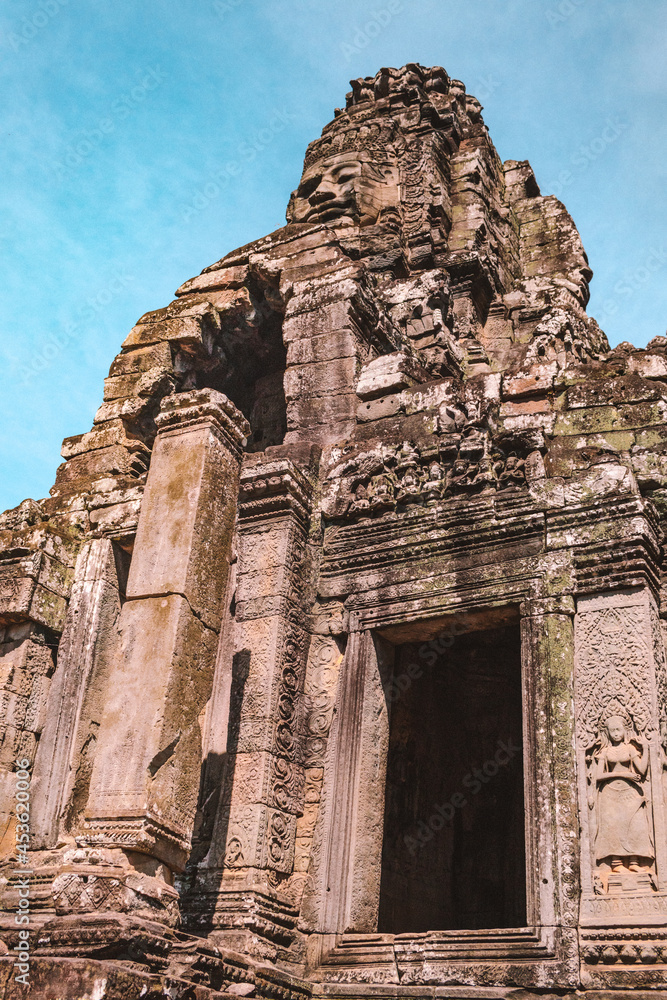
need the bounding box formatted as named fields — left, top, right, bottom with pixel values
left=301, top=630, right=391, bottom=937
left=198, top=459, right=313, bottom=948
left=519, top=598, right=579, bottom=931
left=82, top=389, right=249, bottom=873
left=574, top=587, right=667, bottom=985
left=30, top=539, right=123, bottom=848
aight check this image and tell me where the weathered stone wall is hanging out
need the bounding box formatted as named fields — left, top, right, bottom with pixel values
left=1, top=63, right=667, bottom=999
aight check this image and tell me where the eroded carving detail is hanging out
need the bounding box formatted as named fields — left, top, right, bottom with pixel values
left=5, top=59, right=667, bottom=996
left=576, top=604, right=655, bottom=747
left=326, top=431, right=529, bottom=520
left=575, top=594, right=665, bottom=907
left=587, top=714, right=655, bottom=894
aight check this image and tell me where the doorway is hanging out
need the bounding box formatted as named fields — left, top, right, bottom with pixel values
left=378, top=623, right=526, bottom=932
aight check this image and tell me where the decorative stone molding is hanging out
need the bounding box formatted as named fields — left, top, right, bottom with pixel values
left=154, top=387, right=250, bottom=452
left=5, top=60, right=667, bottom=998
left=239, top=459, right=313, bottom=526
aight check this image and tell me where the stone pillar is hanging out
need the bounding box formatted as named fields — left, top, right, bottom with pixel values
left=200, top=459, right=313, bottom=950
left=573, top=587, right=667, bottom=982
left=31, top=538, right=123, bottom=848
left=0, top=505, right=74, bottom=851
left=301, top=629, right=391, bottom=937
left=519, top=597, right=579, bottom=937
left=0, top=623, right=56, bottom=858
left=83, top=389, right=249, bottom=873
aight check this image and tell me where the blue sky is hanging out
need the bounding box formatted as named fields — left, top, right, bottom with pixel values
left=1, top=0, right=666, bottom=512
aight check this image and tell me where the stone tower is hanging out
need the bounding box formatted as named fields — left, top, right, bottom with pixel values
left=2, top=64, right=667, bottom=998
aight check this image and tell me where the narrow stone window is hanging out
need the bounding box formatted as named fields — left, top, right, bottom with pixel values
left=378, top=623, right=526, bottom=932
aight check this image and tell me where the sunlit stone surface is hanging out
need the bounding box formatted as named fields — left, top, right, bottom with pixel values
left=2, top=63, right=667, bottom=998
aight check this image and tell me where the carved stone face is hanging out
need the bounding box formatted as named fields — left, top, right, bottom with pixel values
left=606, top=716, right=626, bottom=744
left=570, top=239, right=594, bottom=304
left=288, top=152, right=399, bottom=227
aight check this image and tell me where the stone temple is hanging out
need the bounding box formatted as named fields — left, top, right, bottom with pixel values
left=2, top=63, right=667, bottom=998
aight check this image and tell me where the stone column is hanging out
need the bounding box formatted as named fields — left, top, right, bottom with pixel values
left=0, top=624, right=56, bottom=858
left=83, top=389, right=249, bottom=873
left=573, top=587, right=667, bottom=980
left=0, top=505, right=73, bottom=851
left=200, top=458, right=313, bottom=949
left=519, top=597, right=579, bottom=937
left=301, top=628, right=391, bottom=936
left=31, top=538, right=123, bottom=848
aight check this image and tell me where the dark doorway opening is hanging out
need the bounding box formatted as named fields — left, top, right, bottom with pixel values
left=378, top=623, right=526, bottom=933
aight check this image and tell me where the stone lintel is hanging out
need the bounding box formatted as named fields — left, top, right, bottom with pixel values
left=520, top=595, right=575, bottom=617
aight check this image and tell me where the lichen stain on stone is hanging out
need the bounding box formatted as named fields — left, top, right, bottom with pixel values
left=1, top=62, right=667, bottom=998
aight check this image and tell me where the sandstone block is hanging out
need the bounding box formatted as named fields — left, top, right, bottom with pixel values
left=103, top=372, right=143, bottom=400
left=502, top=412, right=556, bottom=434
left=356, top=351, right=429, bottom=401
left=0, top=553, right=70, bottom=630
left=503, top=365, right=556, bottom=398
left=93, top=396, right=151, bottom=425
left=500, top=398, right=551, bottom=418
left=357, top=394, right=402, bottom=422
left=566, top=375, right=664, bottom=409
left=286, top=330, right=358, bottom=366
left=55, top=445, right=149, bottom=484
left=284, top=357, right=357, bottom=401
left=126, top=392, right=246, bottom=629
left=286, top=393, right=358, bottom=434
left=88, top=500, right=142, bottom=535
left=61, top=420, right=145, bottom=460
left=122, top=315, right=206, bottom=349
left=108, top=341, right=172, bottom=377
left=282, top=280, right=362, bottom=334
left=627, top=353, right=667, bottom=378
left=175, top=263, right=249, bottom=296
left=555, top=400, right=667, bottom=436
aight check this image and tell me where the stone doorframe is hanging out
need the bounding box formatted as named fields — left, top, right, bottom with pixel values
left=303, top=579, right=579, bottom=978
